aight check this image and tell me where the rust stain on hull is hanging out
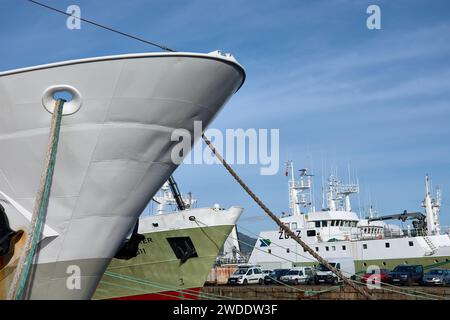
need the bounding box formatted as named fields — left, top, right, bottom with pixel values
left=206, top=266, right=238, bottom=285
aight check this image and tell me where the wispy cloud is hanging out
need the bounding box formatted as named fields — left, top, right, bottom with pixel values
left=1, top=0, right=450, bottom=232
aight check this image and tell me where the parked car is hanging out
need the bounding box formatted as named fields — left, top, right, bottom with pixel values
left=389, top=265, right=423, bottom=286
left=422, top=269, right=450, bottom=286
left=280, top=267, right=315, bottom=285
left=315, top=258, right=355, bottom=285
left=227, top=265, right=264, bottom=285
left=361, top=268, right=391, bottom=285
left=264, top=269, right=290, bottom=285
left=262, top=269, right=272, bottom=277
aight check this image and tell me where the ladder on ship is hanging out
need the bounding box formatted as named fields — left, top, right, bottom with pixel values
left=423, top=236, right=438, bottom=256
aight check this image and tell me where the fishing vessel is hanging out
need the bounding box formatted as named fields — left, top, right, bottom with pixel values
left=94, top=181, right=243, bottom=300
left=248, top=161, right=450, bottom=276
left=0, top=51, right=245, bottom=299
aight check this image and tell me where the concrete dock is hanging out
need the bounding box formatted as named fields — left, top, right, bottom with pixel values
left=202, top=285, right=450, bottom=300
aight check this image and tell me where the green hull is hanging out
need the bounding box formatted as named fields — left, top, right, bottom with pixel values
left=353, top=256, right=450, bottom=274
left=93, top=225, right=233, bottom=300
left=294, top=256, right=450, bottom=275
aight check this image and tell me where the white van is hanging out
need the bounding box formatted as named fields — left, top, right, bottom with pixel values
left=315, top=258, right=355, bottom=284
left=227, top=265, right=264, bottom=285
left=280, top=267, right=315, bottom=285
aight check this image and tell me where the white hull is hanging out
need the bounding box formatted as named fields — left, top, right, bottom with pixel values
left=139, top=206, right=243, bottom=234
left=249, top=228, right=450, bottom=272
left=0, top=52, right=245, bottom=299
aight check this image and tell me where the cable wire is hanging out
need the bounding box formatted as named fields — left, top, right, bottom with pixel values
left=26, top=0, right=176, bottom=52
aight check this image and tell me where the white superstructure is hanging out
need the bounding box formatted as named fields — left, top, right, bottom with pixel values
left=0, top=51, right=245, bottom=299
left=249, top=162, right=450, bottom=274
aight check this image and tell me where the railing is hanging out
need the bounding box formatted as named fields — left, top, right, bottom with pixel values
left=334, top=228, right=434, bottom=241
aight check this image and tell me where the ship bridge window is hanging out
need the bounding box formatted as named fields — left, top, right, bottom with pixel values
left=344, top=221, right=349, bottom=227
left=291, top=222, right=297, bottom=230
left=307, top=230, right=316, bottom=237
left=331, top=220, right=336, bottom=227
left=166, top=237, right=198, bottom=263
left=322, top=221, right=328, bottom=227
left=315, top=221, right=320, bottom=228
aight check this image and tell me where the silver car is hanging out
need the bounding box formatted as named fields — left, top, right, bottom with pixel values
left=422, top=269, right=450, bottom=286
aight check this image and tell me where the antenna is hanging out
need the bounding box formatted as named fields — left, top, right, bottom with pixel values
left=347, top=162, right=351, bottom=184
left=309, top=153, right=316, bottom=211
left=321, top=159, right=325, bottom=210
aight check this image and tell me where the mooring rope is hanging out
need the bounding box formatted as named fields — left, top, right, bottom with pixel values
left=201, top=134, right=374, bottom=300
left=7, top=99, right=65, bottom=300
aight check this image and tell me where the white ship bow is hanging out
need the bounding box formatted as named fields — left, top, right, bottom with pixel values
left=0, top=51, right=245, bottom=299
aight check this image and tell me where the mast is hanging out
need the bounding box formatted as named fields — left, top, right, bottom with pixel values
left=325, top=174, right=359, bottom=212
left=155, top=182, right=171, bottom=215
left=298, top=168, right=314, bottom=213
left=423, top=174, right=441, bottom=235
left=285, top=161, right=314, bottom=227
left=423, top=174, right=435, bottom=235
left=433, top=186, right=441, bottom=234
left=326, top=175, right=336, bottom=211
left=286, top=161, right=300, bottom=216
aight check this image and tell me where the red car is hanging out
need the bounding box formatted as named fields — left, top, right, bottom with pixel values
left=361, top=269, right=391, bottom=285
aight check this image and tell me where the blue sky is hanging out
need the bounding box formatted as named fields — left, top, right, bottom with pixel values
left=1, top=0, right=450, bottom=235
